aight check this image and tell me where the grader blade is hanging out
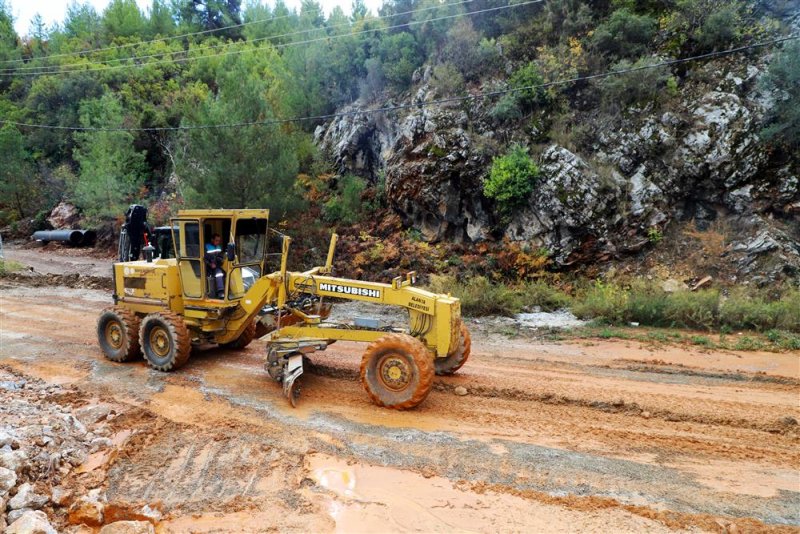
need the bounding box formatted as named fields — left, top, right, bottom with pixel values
left=282, top=353, right=304, bottom=408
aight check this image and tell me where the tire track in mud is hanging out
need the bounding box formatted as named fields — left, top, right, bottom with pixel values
left=306, top=360, right=800, bottom=435
left=2, top=284, right=799, bottom=530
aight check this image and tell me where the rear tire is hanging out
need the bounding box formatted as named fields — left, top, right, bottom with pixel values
left=222, top=320, right=257, bottom=350
left=434, top=321, right=471, bottom=376
left=139, top=312, right=191, bottom=371
left=360, top=334, right=434, bottom=410
left=97, top=307, right=140, bottom=362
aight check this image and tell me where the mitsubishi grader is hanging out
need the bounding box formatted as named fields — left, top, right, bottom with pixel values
left=97, top=209, right=470, bottom=409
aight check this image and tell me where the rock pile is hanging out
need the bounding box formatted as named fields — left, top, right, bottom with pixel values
left=0, top=368, right=158, bottom=532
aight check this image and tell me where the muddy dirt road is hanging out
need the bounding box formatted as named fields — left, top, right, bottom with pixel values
left=1, top=278, right=799, bottom=533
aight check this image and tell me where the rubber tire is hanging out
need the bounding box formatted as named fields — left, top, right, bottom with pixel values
left=222, top=320, right=257, bottom=350
left=97, top=307, right=141, bottom=362
left=434, top=321, right=471, bottom=376
left=139, top=312, right=191, bottom=371
left=360, top=333, right=434, bottom=410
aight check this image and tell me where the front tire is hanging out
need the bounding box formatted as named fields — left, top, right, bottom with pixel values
left=139, top=312, right=191, bottom=371
left=434, top=321, right=471, bottom=376
left=360, top=334, right=434, bottom=410
left=222, top=320, right=257, bottom=350
left=97, top=307, right=140, bottom=362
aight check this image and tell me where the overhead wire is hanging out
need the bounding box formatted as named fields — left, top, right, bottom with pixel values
left=0, top=3, right=303, bottom=66
left=2, top=0, right=482, bottom=72
left=2, top=34, right=794, bottom=133
left=1, top=0, right=525, bottom=76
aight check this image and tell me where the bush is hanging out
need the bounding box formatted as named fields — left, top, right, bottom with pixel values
left=483, top=145, right=540, bottom=218
left=490, top=94, right=524, bottom=123
left=760, top=40, right=800, bottom=149
left=720, top=287, right=800, bottom=332
left=323, top=175, right=366, bottom=225
left=591, top=8, right=657, bottom=59
left=662, top=289, right=719, bottom=330
left=600, top=57, right=670, bottom=110
left=625, top=281, right=668, bottom=325
left=428, top=275, right=522, bottom=317
left=508, top=62, right=551, bottom=111
left=520, top=280, right=572, bottom=311
left=430, top=63, right=465, bottom=97
left=440, top=20, right=498, bottom=82
left=572, top=281, right=629, bottom=324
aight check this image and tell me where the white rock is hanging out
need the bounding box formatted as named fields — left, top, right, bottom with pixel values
left=68, top=488, right=106, bottom=526
left=0, top=430, right=19, bottom=449
left=0, top=449, right=29, bottom=474
left=74, top=404, right=113, bottom=426
left=5, top=510, right=57, bottom=534
left=99, top=521, right=156, bottom=534
left=50, top=486, right=72, bottom=506
left=9, top=483, right=48, bottom=510
left=0, top=466, right=17, bottom=494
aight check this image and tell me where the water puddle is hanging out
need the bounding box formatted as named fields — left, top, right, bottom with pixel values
left=304, top=453, right=652, bottom=533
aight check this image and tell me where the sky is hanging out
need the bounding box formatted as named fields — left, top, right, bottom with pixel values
left=8, top=0, right=384, bottom=37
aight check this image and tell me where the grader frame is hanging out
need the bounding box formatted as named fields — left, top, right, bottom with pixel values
left=97, top=209, right=469, bottom=409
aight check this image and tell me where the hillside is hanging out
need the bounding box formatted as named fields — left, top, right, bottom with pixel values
left=0, top=0, right=798, bottom=285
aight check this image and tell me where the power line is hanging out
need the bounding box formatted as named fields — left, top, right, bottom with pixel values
left=0, top=0, right=475, bottom=67
left=1, top=4, right=301, bottom=66
left=1, top=0, right=501, bottom=75
left=1, top=35, right=794, bottom=132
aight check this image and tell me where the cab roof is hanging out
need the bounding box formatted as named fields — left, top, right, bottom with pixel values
left=175, top=209, right=270, bottom=219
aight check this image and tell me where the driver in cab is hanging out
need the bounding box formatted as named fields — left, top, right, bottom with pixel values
left=205, top=233, right=225, bottom=299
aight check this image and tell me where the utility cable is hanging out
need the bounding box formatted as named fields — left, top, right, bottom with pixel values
left=1, top=35, right=794, bottom=132
left=0, top=0, right=478, bottom=66
left=2, top=0, right=516, bottom=75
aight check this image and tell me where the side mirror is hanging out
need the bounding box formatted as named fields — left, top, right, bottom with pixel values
left=226, top=242, right=235, bottom=262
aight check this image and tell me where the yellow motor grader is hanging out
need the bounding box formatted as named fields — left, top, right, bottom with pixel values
left=97, top=209, right=470, bottom=409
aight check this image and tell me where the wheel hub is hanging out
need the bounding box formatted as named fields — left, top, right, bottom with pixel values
left=150, top=327, right=171, bottom=358
left=378, top=355, right=411, bottom=391
left=106, top=322, right=123, bottom=349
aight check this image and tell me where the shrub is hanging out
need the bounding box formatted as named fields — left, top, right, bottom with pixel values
left=760, top=40, right=800, bottom=149
left=323, top=175, right=366, bottom=225
left=600, top=56, right=670, bottom=110
left=428, top=275, right=522, bottom=317
left=719, top=287, right=800, bottom=332
left=625, top=281, right=668, bottom=326
left=520, top=280, right=572, bottom=311
left=483, top=145, right=540, bottom=218
left=591, top=8, right=657, bottom=59
left=663, top=289, right=719, bottom=330
left=572, top=281, right=629, bottom=324
left=441, top=20, right=498, bottom=82
left=508, top=62, right=551, bottom=111
left=430, top=63, right=465, bottom=97
left=490, top=94, right=524, bottom=123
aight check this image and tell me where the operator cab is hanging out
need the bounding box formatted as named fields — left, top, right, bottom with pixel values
left=171, top=209, right=270, bottom=302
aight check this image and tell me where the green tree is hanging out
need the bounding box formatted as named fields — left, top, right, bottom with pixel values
left=599, top=56, right=669, bottom=111
left=0, top=0, right=19, bottom=65
left=591, top=8, right=656, bottom=59
left=178, top=54, right=302, bottom=214
left=64, top=1, right=102, bottom=41
left=761, top=40, right=800, bottom=149
left=103, top=0, right=146, bottom=39
left=178, top=0, right=242, bottom=37
left=484, top=145, right=539, bottom=218
left=378, top=32, right=422, bottom=89
left=71, top=94, right=147, bottom=219
left=147, top=0, right=175, bottom=37
left=0, top=125, right=34, bottom=220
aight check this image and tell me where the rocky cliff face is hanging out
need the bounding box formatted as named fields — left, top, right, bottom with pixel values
left=316, top=57, right=799, bottom=282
